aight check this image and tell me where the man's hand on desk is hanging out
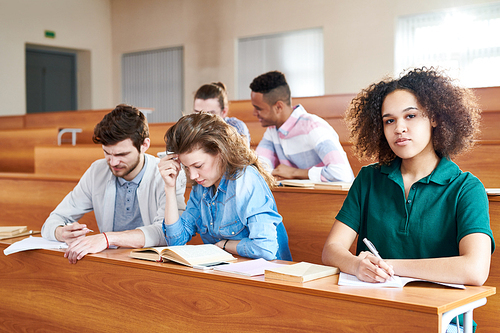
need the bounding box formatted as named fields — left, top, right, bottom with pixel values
left=64, top=234, right=108, bottom=264
left=272, top=164, right=309, bottom=180
left=55, top=222, right=92, bottom=244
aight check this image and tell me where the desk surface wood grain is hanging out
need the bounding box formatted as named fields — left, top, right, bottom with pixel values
left=0, top=242, right=495, bottom=333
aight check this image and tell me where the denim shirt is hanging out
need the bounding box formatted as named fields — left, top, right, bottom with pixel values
left=163, top=166, right=292, bottom=261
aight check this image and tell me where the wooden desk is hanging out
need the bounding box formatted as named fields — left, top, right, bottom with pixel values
left=0, top=241, right=495, bottom=332
left=273, top=187, right=500, bottom=332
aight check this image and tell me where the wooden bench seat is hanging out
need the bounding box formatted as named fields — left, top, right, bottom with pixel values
left=0, top=173, right=97, bottom=232
left=34, top=145, right=169, bottom=177
left=25, top=109, right=113, bottom=145
left=0, top=127, right=61, bottom=173
left=24, top=109, right=111, bottom=129
left=453, top=140, right=500, bottom=187
left=148, top=122, right=174, bottom=147
left=0, top=115, right=24, bottom=130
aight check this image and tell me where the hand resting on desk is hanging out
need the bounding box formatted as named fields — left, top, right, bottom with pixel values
left=271, top=164, right=309, bottom=180
left=65, top=233, right=108, bottom=264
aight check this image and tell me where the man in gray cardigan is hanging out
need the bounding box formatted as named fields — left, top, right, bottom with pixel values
left=41, top=104, right=186, bottom=263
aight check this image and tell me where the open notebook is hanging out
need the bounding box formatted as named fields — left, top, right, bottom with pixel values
left=338, top=272, right=465, bottom=289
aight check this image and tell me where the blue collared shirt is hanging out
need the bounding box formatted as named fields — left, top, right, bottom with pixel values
left=224, top=116, right=251, bottom=147
left=113, top=157, right=148, bottom=232
left=163, top=166, right=292, bottom=260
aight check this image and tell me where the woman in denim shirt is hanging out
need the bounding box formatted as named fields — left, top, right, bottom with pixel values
left=158, top=112, right=292, bottom=261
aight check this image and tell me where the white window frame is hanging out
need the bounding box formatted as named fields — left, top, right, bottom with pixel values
left=237, top=28, right=324, bottom=99
left=122, top=47, right=183, bottom=123
left=395, top=2, right=500, bottom=87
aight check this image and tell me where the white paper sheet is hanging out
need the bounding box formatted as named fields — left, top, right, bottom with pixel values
left=3, top=236, right=68, bottom=255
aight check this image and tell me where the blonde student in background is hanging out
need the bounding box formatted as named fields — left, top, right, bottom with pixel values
left=158, top=112, right=292, bottom=261
left=193, top=82, right=251, bottom=146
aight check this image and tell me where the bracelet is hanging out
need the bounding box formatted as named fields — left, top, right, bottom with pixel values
left=223, top=239, right=229, bottom=251
left=103, top=232, right=109, bottom=249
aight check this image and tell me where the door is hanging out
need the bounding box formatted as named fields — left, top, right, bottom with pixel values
left=26, top=49, right=77, bottom=113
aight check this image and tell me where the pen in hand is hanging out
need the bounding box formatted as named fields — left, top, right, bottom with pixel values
left=64, top=222, right=94, bottom=233
left=362, top=238, right=394, bottom=277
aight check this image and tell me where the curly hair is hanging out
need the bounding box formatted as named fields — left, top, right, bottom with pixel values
left=249, top=71, right=291, bottom=106
left=93, top=104, right=149, bottom=152
left=194, top=82, right=228, bottom=110
left=345, top=67, right=481, bottom=165
left=164, top=113, right=275, bottom=188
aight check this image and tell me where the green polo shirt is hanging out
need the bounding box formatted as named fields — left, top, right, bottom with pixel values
left=336, top=157, right=495, bottom=259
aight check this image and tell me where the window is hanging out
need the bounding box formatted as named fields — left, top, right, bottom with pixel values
left=237, top=28, right=324, bottom=99
left=122, top=47, right=183, bottom=123
left=395, top=2, right=500, bottom=87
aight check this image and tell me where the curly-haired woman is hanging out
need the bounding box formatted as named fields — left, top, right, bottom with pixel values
left=322, top=67, right=494, bottom=287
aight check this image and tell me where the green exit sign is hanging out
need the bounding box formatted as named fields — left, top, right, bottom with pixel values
left=44, top=30, right=56, bottom=38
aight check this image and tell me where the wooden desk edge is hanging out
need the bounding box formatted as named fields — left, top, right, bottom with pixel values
left=1, top=240, right=495, bottom=316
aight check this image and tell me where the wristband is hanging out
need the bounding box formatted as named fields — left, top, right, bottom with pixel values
left=223, top=239, right=229, bottom=251
left=103, top=232, right=109, bottom=249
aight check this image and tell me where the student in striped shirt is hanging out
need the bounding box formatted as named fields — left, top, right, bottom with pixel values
left=249, top=71, right=354, bottom=183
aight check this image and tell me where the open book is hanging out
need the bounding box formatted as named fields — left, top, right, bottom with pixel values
left=130, top=244, right=236, bottom=268
left=279, top=179, right=351, bottom=190
left=265, top=262, right=340, bottom=283
left=338, top=272, right=465, bottom=289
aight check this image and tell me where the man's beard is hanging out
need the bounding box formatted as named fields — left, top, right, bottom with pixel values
left=109, top=155, right=141, bottom=178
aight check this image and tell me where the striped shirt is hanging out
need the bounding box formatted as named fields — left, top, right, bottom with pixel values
left=255, top=105, right=354, bottom=183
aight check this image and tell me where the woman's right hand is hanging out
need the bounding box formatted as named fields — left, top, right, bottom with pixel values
left=355, top=251, right=394, bottom=283
left=158, top=153, right=181, bottom=188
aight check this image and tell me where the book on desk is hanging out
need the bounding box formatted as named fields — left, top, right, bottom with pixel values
left=265, top=262, right=339, bottom=283
left=0, top=226, right=28, bottom=238
left=130, top=244, right=236, bottom=268
left=0, top=226, right=41, bottom=241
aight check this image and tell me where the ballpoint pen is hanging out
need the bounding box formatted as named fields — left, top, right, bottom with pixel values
left=363, top=237, right=394, bottom=277
left=64, top=221, right=94, bottom=233
left=362, top=238, right=382, bottom=260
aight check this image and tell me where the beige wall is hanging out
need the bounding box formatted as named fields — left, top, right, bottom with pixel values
left=0, top=0, right=495, bottom=116
left=0, top=0, right=113, bottom=116
left=110, top=0, right=495, bottom=114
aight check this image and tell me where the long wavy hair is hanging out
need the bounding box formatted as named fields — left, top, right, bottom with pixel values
left=165, top=112, right=275, bottom=188
left=345, top=67, right=481, bottom=165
